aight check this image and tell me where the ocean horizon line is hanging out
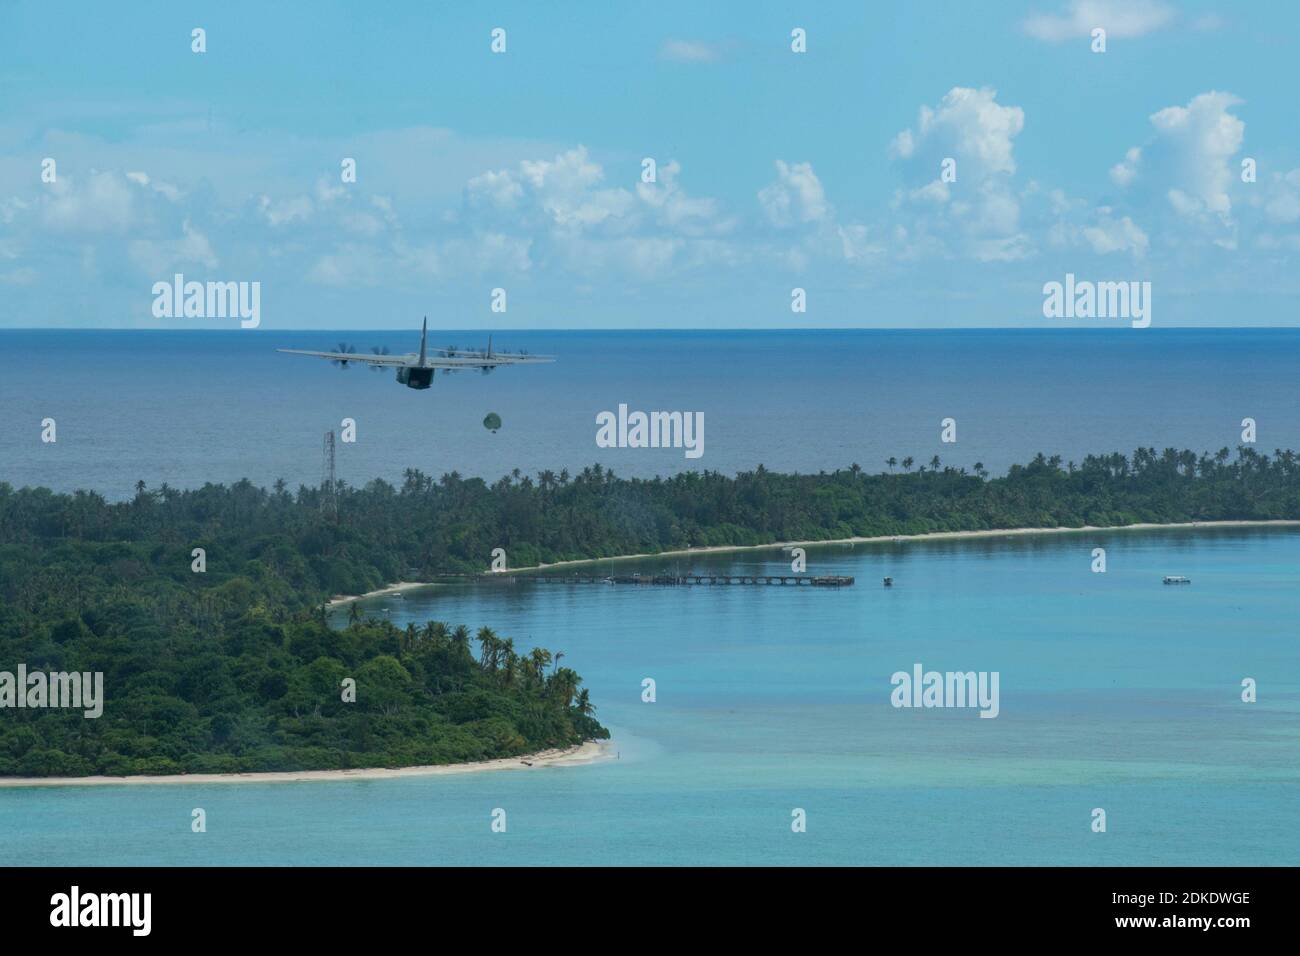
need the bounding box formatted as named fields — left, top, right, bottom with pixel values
left=5, top=326, right=1300, bottom=334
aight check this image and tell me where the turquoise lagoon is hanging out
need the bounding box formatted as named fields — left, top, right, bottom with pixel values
left=3, top=527, right=1298, bottom=866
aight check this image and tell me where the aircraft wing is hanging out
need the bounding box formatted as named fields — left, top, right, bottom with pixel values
left=277, top=348, right=554, bottom=369
left=276, top=348, right=411, bottom=367
left=421, top=354, right=555, bottom=368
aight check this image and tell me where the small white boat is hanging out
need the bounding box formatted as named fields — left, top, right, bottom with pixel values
left=1162, top=575, right=1191, bottom=585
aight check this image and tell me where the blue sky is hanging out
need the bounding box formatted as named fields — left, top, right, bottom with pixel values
left=1, top=0, right=1297, bottom=329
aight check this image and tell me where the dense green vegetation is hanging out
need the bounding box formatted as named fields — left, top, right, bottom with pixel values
left=0, top=605, right=605, bottom=777
left=0, top=485, right=618, bottom=778
left=3, top=444, right=1298, bottom=776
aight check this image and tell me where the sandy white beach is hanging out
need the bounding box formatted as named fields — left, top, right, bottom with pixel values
left=0, top=740, right=613, bottom=788
left=506, top=519, right=1300, bottom=575
left=325, top=581, right=434, bottom=608
left=323, top=520, right=1300, bottom=600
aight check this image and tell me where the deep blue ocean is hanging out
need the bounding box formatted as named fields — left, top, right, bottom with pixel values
left=1, top=330, right=1298, bottom=865
left=3, top=329, right=1300, bottom=497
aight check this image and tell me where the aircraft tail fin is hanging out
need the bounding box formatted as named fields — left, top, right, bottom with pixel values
left=419, top=316, right=427, bottom=366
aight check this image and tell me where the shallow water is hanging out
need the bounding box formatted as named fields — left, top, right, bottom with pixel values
left=5, top=527, right=1297, bottom=866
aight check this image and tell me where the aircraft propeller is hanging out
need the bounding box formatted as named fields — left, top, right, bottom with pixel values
left=331, top=343, right=358, bottom=368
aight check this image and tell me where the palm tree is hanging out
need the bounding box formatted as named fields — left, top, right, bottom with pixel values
left=500, top=638, right=517, bottom=684
left=422, top=621, right=448, bottom=648
left=902, top=457, right=914, bottom=472
left=886, top=457, right=897, bottom=473
left=575, top=688, right=594, bottom=715
left=529, top=647, right=552, bottom=680
left=451, top=624, right=471, bottom=655
left=929, top=455, right=941, bottom=472
left=548, top=667, right=581, bottom=708
left=477, top=626, right=500, bottom=670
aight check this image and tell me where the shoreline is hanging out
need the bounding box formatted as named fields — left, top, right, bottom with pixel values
left=506, top=518, right=1300, bottom=575
left=0, top=739, right=612, bottom=789
left=326, top=520, right=1300, bottom=602
left=325, top=581, right=434, bottom=608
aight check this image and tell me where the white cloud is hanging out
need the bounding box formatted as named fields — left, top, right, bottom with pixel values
left=1263, top=170, right=1300, bottom=224
left=315, top=177, right=346, bottom=204
left=259, top=194, right=314, bottom=227
left=970, top=234, right=1034, bottom=263
left=125, top=170, right=182, bottom=201
left=890, top=129, right=914, bottom=160
left=1024, top=0, right=1176, bottom=42
left=659, top=39, right=723, bottom=63
left=307, top=244, right=386, bottom=287
left=465, top=169, right=524, bottom=209
left=1082, top=209, right=1149, bottom=255
left=1109, top=91, right=1244, bottom=240
left=1109, top=147, right=1141, bottom=186
left=753, top=161, right=882, bottom=268
left=1147, top=91, right=1244, bottom=219
left=1034, top=186, right=1152, bottom=258
left=909, top=180, right=951, bottom=204
left=892, top=87, right=1024, bottom=179
left=127, top=220, right=218, bottom=274
left=301, top=147, right=746, bottom=288
left=636, top=160, right=732, bottom=235
left=466, top=147, right=636, bottom=235
left=464, top=146, right=733, bottom=246
left=889, top=88, right=1029, bottom=260
left=836, top=224, right=880, bottom=261
left=758, top=160, right=830, bottom=227
left=575, top=237, right=683, bottom=279
left=1, top=87, right=1283, bottom=325
left=41, top=170, right=140, bottom=233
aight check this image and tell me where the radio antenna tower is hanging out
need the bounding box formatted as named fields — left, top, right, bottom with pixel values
left=322, top=429, right=337, bottom=518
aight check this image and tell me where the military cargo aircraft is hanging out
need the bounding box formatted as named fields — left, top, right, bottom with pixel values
left=277, top=317, right=553, bottom=390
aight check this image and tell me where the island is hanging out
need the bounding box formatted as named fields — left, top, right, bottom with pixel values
left=2, top=444, right=1297, bottom=778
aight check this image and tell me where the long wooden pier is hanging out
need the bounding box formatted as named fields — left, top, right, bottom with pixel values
left=534, top=573, right=854, bottom=587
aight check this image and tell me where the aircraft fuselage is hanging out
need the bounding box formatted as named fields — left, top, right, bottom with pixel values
left=397, top=366, right=434, bottom=390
